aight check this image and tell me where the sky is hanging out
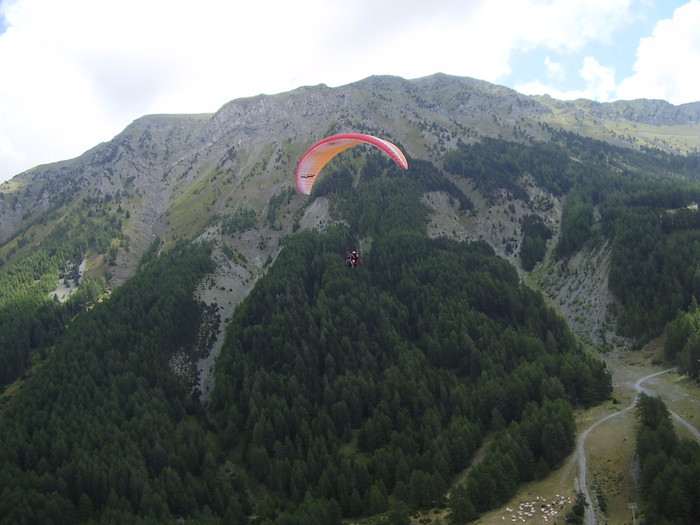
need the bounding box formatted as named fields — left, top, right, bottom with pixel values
left=0, top=0, right=698, bottom=183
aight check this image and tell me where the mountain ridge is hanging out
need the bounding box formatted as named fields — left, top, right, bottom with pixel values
left=2, top=73, right=698, bottom=277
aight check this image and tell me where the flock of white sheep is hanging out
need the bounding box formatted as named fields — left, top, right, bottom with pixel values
left=502, top=494, right=573, bottom=523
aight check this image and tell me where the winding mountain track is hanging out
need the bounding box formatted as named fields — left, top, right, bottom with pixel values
left=569, top=367, right=700, bottom=525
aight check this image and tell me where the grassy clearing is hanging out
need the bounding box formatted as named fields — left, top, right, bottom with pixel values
left=584, top=406, right=639, bottom=524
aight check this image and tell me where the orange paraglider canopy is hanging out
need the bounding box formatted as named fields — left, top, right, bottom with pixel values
left=295, top=133, right=408, bottom=195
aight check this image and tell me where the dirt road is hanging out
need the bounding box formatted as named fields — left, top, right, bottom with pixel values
left=571, top=368, right=677, bottom=525
left=570, top=362, right=700, bottom=525
left=446, top=353, right=700, bottom=525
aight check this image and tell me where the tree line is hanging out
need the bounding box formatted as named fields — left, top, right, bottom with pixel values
left=634, top=393, right=700, bottom=524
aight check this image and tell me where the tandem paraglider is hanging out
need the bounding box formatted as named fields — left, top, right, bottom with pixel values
left=345, top=250, right=360, bottom=268
left=295, top=133, right=409, bottom=195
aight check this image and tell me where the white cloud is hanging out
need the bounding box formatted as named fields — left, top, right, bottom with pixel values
left=515, top=0, right=635, bottom=52
left=515, top=56, right=616, bottom=101
left=506, top=1, right=700, bottom=103
left=545, top=57, right=566, bottom=81
left=580, top=56, right=617, bottom=101
left=515, top=79, right=587, bottom=101
left=616, top=0, right=700, bottom=103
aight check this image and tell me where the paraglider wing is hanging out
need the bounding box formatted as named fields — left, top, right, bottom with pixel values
left=295, top=133, right=408, bottom=195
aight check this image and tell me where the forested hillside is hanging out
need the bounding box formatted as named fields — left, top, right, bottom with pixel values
left=443, top=133, right=700, bottom=347
left=0, top=163, right=612, bottom=524
left=1, top=74, right=700, bottom=524
left=0, top=242, right=234, bottom=523
left=210, top=169, right=611, bottom=522
left=0, top=196, right=122, bottom=390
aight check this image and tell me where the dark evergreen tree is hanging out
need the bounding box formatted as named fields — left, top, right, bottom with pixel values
left=634, top=394, right=700, bottom=524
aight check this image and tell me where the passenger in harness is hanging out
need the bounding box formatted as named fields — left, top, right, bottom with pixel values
left=346, top=250, right=360, bottom=268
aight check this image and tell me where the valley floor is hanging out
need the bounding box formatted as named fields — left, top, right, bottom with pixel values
left=382, top=339, right=700, bottom=525
left=470, top=342, right=700, bottom=525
